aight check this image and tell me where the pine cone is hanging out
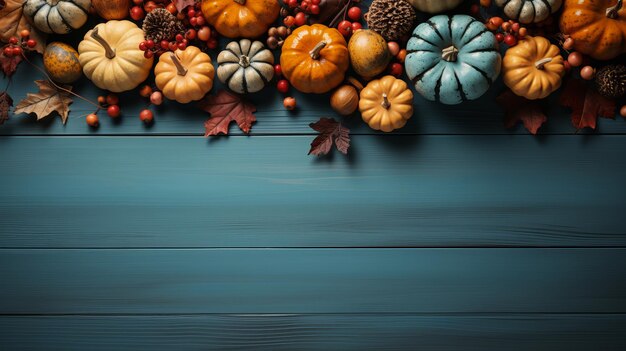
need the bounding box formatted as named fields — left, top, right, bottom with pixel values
left=142, top=8, right=185, bottom=43
left=366, top=0, right=416, bottom=42
left=594, top=64, right=626, bottom=99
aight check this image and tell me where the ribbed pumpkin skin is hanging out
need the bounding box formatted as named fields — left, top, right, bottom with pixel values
left=217, top=40, right=274, bottom=94
left=359, top=76, right=414, bottom=132
left=23, top=0, right=91, bottom=34
left=503, top=36, right=565, bottom=100
left=155, top=46, right=215, bottom=104
left=280, top=24, right=349, bottom=94
left=405, top=15, right=501, bottom=105
left=559, top=0, right=626, bottom=60
left=406, top=0, right=463, bottom=13
left=78, top=20, right=154, bottom=93
left=201, top=0, right=280, bottom=38
left=495, top=0, right=562, bottom=24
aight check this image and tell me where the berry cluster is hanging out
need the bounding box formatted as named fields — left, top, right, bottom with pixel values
left=266, top=26, right=291, bottom=49
left=183, top=5, right=219, bottom=49
left=485, top=17, right=527, bottom=47
left=560, top=37, right=595, bottom=81
left=2, top=30, right=37, bottom=58
left=336, top=6, right=362, bottom=37
left=385, top=41, right=406, bottom=78
left=272, top=63, right=298, bottom=110
left=139, top=33, right=188, bottom=59
left=281, top=0, right=323, bottom=28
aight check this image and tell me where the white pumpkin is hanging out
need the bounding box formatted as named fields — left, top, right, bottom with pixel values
left=217, top=39, right=274, bottom=94
left=406, top=0, right=464, bottom=13
left=494, top=0, right=562, bottom=24
left=23, top=0, right=91, bottom=34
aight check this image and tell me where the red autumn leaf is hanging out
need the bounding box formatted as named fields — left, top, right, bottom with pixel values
left=497, top=89, right=547, bottom=135
left=308, top=117, right=350, bottom=156
left=199, top=90, right=256, bottom=136
left=0, top=48, right=22, bottom=77
left=0, top=91, right=13, bottom=125
left=0, top=0, right=46, bottom=53
left=174, top=0, right=196, bottom=12
left=560, top=78, right=616, bottom=131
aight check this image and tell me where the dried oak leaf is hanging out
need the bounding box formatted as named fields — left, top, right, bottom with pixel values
left=174, top=0, right=196, bottom=12
left=308, top=117, right=350, bottom=156
left=200, top=90, right=256, bottom=136
left=14, top=80, right=73, bottom=124
left=0, top=91, right=13, bottom=125
left=0, top=0, right=46, bottom=53
left=497, top=89, right=547, bottom=135
left=560, top=78, right=616, bottom=131
left=0, top=49, right=22, bottom=77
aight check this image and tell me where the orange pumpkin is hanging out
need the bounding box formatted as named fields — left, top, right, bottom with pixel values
left=201, top=0, right=280, bottom=39
left=280, top=24, right=350, bottom=94
left=560, top=0, right=626, bottom=60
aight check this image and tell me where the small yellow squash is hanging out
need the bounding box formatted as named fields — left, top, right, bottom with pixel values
left=78, top=20, right=153, bottom=93
left=502, top=36, right=565, bottom=100
left=359, top=75, right=414, bottom=132
left=155, top=46, right=215, bottom=103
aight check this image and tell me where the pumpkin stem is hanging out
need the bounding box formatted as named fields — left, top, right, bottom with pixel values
left=170, top=53, right=188, bottom=76
left=606, top=0, right=623, bottom=18
left=441, top=45, right=459, bottom=62
left=534, top=57, right=553, bottom=70
left=239, top=55, right=250, bottom=68
left=233, top=0, right=245, bottom=4
left=309, top=41, right=327, bottom=60
left=381, top=93, right=390, bottom=109
left=91, top=27, right=115, bottom=59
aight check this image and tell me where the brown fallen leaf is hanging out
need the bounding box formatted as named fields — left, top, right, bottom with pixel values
left=0, top=91, right=13, bottom=125
left=0, top=0, right=46, bottom=53
left=200, top=90, right=256, bottom=136
left=560, top=78, right=616, bottom=131
left=174, top=0, right=196, bottom=12
left=14, top=80, right=73, bottom=124
left=0, top=48, right=22, bottom=77
left=309, top=117, right=350, bottom=156
left=497, top=89, right=547, bottom=135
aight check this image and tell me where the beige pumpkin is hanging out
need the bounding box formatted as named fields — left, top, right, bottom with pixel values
left=78, top=20, right=153, bottom=93
left=23, top=0, right=90, bottom=34
left=406, top=0, right=463, bottom=13
left=155, top=46, right=215, bottom=103
left=217, top=39, right=274, bottom=94
left=359, top=75, right=414, bottom=132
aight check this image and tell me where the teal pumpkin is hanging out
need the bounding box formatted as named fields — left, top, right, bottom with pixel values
left=405, top=15, right=501, bottom=105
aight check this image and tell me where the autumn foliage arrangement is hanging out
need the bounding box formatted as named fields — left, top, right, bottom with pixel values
left=0, top=0, right=625, bottom=157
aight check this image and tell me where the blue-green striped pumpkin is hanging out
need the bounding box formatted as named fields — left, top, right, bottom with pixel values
left=405, top=15, right=501, bottom=105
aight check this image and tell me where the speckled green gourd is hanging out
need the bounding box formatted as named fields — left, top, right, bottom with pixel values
left=43, top=42, right=82, bottom=84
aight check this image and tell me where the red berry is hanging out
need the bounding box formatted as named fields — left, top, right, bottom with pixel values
left=511, top=22, right=520, bottom=32
left=144, top=50, right=154, bottom=59
left=166, top=2, right=177, bottom=14
left=207, top=38, right=218, bottom=49
left=106, top=94, right=119, bottom=106
left=295, top=12, right=306, bottom=26
left=187, top=8, right=196, bottom=18
left=568, top=51, right=583, bottom=67
left=503, top=34, right=517, bottom=46
left=347, top=6, right=361, bottom=21
left=145, top=40, right=155, bottom=49
left=107, top=105, right=121, bottom=118
left=8, top=37, right=18, bottom=45
left=186, top=29, right=197, bottom=40
left=580, top=65, right=595, bottom=80
left=563, top=60, right=571, bottom=72
left=310, top=4, right=320, bottom=14
left=197, top=26, right=211, bottom=41
left=167, top=42, right=177, bottom=51
left=277, top=79, right=289, bottom=94
left=86, top=113, right=99, bottom=127
left=150, top=91, right=163, bottom=106
left=177, top=42, right=187, bottom=50
left=283, top=97, right=296, bottom=111
left=495, top=33, right=504, bottom=42
left=132, top=0, right=142, bottom=4
left=288, top=0, right=298, bottom=8
left=175, top=34, right=184, bottom=42
left=3, top=47, right=12, bottom=57
left=337, top=20, right=352, bottom=37
left=139, top=109, right=154, bottom=123
left=189, top=16, right=198, bottom=26
left=196, top=15, right=205, bottom=26
left=129, top=6, right=144, bottom=21
left=387, top=41, right=400, bottom=56
left=143, top=0, right=157, bottom=12
left=139, top=85, right=153, bottom=98
left=311, top=0, right=320, bottom=4
left=563, top=37, right=574, bottom=51
left=351, top=22, right=362, bottom=32
left=11, top=47, right=22, bottom=56
left=139, top=41, right=147, bottom=51
left=19, top=29, right=30, bottom=38
left=274, top=64, right=282, bottom=77
left=284, top=16, right=295, bottom=27
left=389, top=62, right=403, bottom=77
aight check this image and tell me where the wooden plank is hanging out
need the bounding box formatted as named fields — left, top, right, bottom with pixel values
left=1, top=314, right=624, bottom=350
left=2, top=57, right=624, bottom=136
left=0, top=136, right=625, bottom=248
left=1, top=248, right=625, bottom=314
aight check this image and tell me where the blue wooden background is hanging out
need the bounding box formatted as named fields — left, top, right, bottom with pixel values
left=2, top=14, right=626, bottom=350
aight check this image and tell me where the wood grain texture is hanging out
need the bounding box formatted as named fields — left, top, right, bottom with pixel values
left=2, top=57, right=624, bottom=136
left=0, top=136, right=625, bottom=248
left=1, top=248, right=625, bottom=314
left=1, top=314, right=625, bottom=350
